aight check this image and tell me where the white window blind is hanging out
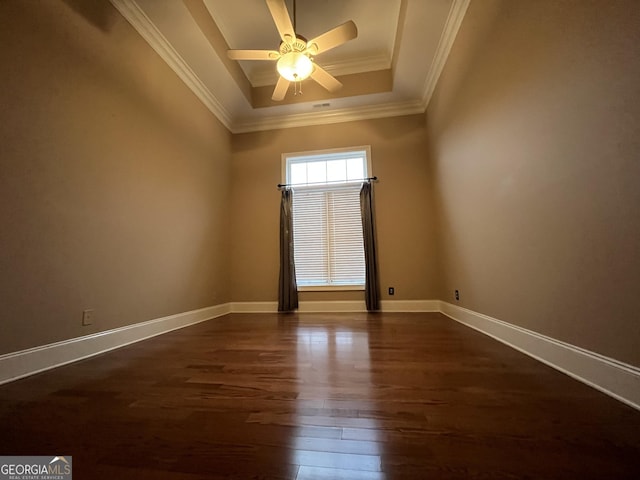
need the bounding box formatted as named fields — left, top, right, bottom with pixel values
left=284, top=147, right=371, bottom=289
left=292, top=185, right=365, bottom=287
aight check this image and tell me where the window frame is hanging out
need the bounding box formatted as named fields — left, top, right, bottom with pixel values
left=282, top=146, right=372, bottom=292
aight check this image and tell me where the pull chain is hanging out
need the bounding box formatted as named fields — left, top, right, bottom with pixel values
left=293, top=74, right=303, bottom=96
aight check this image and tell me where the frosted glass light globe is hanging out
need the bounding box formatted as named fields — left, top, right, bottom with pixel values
left=277, top=52, right=313, bottom=81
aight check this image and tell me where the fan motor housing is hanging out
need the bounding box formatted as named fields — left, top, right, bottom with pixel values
left=279, top=35, right=309, bottom=55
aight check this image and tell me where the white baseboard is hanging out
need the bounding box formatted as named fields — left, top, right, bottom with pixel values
left=439, top=301, right=640, bottom=411
left=299, top=301, right=366, bottom=313
left=230, top=300, right=365, bottom=313
left=0, top=303, right=231, bottom=385
left=230, top=302, right=278, bottom=313
left=230, top=299, right=439, bottom=313
left=380, top=299, right=439, bottom=312
left=3, top=299, right=638, bottom=411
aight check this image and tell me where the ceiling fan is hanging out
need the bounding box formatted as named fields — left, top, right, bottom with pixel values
left=227, top=0, right=358, bottom=101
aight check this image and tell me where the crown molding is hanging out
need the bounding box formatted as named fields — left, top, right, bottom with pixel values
left=231, top=99, right=425, bottom=133
left=420, top=0, right=471, bottom=109
left=111, top=0, right=470, bottom=133
left=235, top=0, right=471, bottom=132
left=109, top=0, right=233, bottom=130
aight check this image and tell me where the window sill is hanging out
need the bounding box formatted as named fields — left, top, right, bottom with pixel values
left=298, top=285, right=365, bottom=292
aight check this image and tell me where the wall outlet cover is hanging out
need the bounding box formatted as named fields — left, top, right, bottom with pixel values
left=82, top=309, right=94, bottom=326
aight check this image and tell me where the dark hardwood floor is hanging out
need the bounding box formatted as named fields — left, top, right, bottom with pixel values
left=0, top=312, right=638, bottom=479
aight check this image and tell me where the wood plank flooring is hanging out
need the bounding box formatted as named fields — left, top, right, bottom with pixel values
left=0, top=312, right=639, bottom=479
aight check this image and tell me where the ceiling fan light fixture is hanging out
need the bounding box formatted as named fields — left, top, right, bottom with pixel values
left=227, top=0, right=357, bottom=100
left=277, top=51, right=313, bottom=81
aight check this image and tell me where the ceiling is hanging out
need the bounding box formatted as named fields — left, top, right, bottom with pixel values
left=109, top=0, right=470, bottom=132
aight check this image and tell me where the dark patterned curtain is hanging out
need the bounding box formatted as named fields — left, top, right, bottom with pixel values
left=278, top=188, right=298, bottom=312
left=360, top=182, right=380, bottom=311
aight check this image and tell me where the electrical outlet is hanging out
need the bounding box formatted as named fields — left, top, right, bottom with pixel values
left=388, top=287, right=395, bottom=295
left=455, top=290, right=460, bottom=301
left=82, top=309, right=94, bottom=326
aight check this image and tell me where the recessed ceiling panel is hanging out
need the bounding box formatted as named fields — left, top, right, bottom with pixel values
left=204, top=0, right=401, bottom=85
left=111, top=0, right=468, bottom=132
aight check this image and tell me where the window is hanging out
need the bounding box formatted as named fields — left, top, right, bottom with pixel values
left=283, top=147, right=371, bottom=290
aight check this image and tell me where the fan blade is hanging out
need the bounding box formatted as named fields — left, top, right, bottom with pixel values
left=266, top=0, right=295, bottom=45
left=272, top=76, right=290, bottom=101
left=310, top=64, right=342, bottom=92
left=228, top=50, right=280, bottom=61
left=306, top=21, right=357, bottom=55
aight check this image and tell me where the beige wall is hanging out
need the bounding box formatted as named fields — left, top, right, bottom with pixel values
left=0, top=1, right=232, bottom=354
left=230, top=115, right=439, bottom=303
left=4, top=0, right=637, bottom=371
left=427, top=0, right=640, bottom=365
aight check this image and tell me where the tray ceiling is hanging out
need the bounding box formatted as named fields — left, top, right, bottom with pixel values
left=109, top=0, right=470, bottom=132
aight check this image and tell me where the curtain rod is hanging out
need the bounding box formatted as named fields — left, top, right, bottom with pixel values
left=277, top=176, right=378, bottom=189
